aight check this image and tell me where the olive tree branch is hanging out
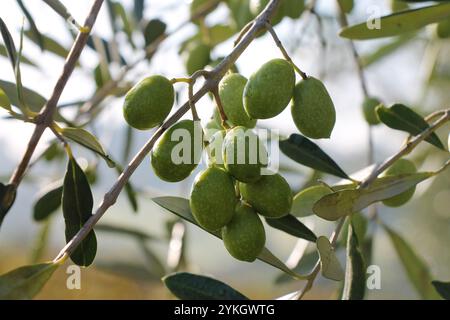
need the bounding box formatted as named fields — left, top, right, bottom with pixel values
left=53, top=0, right=283, bottom=262
left=78, top=0, right=221, bottom=119
left=361, top=109, right=450, bottom=188
left=8, top=0, right=105, bottom=188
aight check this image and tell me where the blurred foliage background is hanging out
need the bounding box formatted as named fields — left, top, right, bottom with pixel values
left=0, top=0, right=449, bottom=299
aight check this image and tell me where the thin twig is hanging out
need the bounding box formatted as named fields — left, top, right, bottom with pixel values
left=8, top=0, right=105, bottom=188
left=54, top=0, right=283, bottom=262
left=265, top=22, right=307, bottom=79
left=361, top=109, right=450, bottom=188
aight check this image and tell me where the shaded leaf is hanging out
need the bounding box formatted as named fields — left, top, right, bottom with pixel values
left=24, top=30, right=69, bottom=59
left=163, top=272, right=249, bottom=300
left=0, top=79, right=45, bottom=112
left=316, top=236, right=344, bottom=281
left=265, top=214, right=317, bottom=242
left=33, top=184, right=63, bottom=221
left=431, top=281, right=450, bottom=300
left=61, top=127, right=115, bottom=167
left=0, top=183, right=16, bottom=228
left=0, top=44, right=35, bottom=66
left=384, top=225, right=440, bottom=299
left=340, top=4, right=450, bottom=40
left=342, top=220, right=366, bottom=300
left=95, top=224, right=156, bottom=241
left=0, top=262, right=59, bottom=299
left=292, top=185, right=333, bottom=217
left=62, top=156, right=97, bottom=267
left=134, top=0, right=145, bottom=22
left=280, top=134, right=350, bottom=179
left=152, top=197, right=306, bottom=280
left=0, top=18, right=17, bottom=70
left=0, top=87, right=12, bottom=111
left=313, top=172, right=434, bottom=221
left=42, top=0, right=82, bottom=30
left=144, top=19, right=166, bottom=48
left=376, top=104, right=444, bottom=150
left=112, top=1, right=135, bottom=48
left=17, top=0, right=44, bottom=50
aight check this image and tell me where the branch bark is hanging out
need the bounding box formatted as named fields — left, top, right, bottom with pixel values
left=9, top=0, right=105, bottom=188
left=54, top=0, right=282, bottom=261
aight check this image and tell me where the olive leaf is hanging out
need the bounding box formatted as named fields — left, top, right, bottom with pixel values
left=163, top=272, right=249, bottom=300
left=0, top=262, right=59, bottom=299
left=112, top=1, right=135, bottom=48
left=24, top=30, right=69, bottom=59
left=313, top=172, right=434, bottom=221
left=61, top=127, right=115, bottom=167
left=384, top=225, right=440, bottom=299
left=316, top=236, right=344, bottom=281
left=340, top=3, right=450, bottom=40
left=143, top=19, right=166, bottom=48
left=342, top=221, right=366, bottom=300
left=376, top=104, right=445, bottom=150
left=431, top=281, right=450, bottom=300
left=0, top=183, right=16, bottom=228
left=133, top=0, right=145, bottom=22
left=292, top=185, right=333, bottom=217
left=0, top=87, right=12, bottom=111
left=62, top=156, right=97, bottom=267
left=152, top=196, right=307, bottom=280
left=265, top=214, right=317, bottom=242
left=95, top=223, right=156, bottom=241
left=30, top=220, right=52, bottom=263
left=0, top=18, right=17, bottom=70
left=0, top=80, right=46, bottom=113
left=33, top=184, right=63, bottom=221
left=0, top=44, right=36, bottom=67
left=279, top=134, right=350, bottom=179
left=17, top=0, right=44, bottom=50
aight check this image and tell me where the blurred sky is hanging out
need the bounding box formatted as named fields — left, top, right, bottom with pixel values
left=0, top=0, right=449, bottom=299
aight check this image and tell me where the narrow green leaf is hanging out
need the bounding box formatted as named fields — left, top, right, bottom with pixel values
left=376, top=104, right=445, bottom=150
left=340, top=3, right=450, bottom=40
left=0, top=18, right=17, bottom=70
left=292, top=185, right=333, bottom=217
left=431, top=281, right=450, bottom=300
left=384, top=225, right=440, bottom=299
left=33, top=184, right=63, bottom=221
left=163, top=272, right=249, bottom=300
left=24, top=30, right=69, bottom=59
left=280, top=134, right=350, bottom=179
left=95, top=224, right=156, bottom=241
left=16, top=0, right=44, bottom=50
left=342, top=221, right=366, bottom=300
left=134, top=0, right=145, bottom=22
left=61, top=127, right=115, bottom=167
left=152, top=196, right=307, bottom=280
left=316, top=236, right=344, bottom=281
left=42, top=0, right=83, bottom=30
left=0, top=44, right=36, bottom=66
left=112, top=2, right=135, bottom=48
left=313, top=172, right=434, bottom=221
left=265, top=214, right=317, bottom=242
left=0, top=87, right=12, bottom=111
left=0, top=183, right=16, bottom=228
left=0, top=79, right=45, bottom=112
left=62, top=156, right=97, bottom=267
left=0, top=262, right=59, bottom=299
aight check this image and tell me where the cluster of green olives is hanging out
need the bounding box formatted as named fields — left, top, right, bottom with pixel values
left=122, top=56, right=338, bottom=261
